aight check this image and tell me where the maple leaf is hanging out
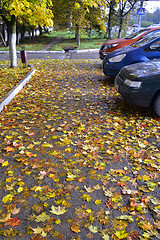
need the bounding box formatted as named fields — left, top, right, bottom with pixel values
left=32, top=226, right=43, bottom=234
left=138, top=221, right=153, bottom=231
left=84, top=185, right=94, bottom=193
left=35, top=212, right=50, bottom=222
left=81, top=194, right=92, bottom=202
left=11, top=207, right=20, bottom=215
left=39, top=170, right=48, bottom=178
left=100, top=233, right=110, bottom=240
left=115, top=230, right=129, bottom=239
left=88, top=225, right=98, bottom=233
left=26, top=151, right=34, bottom=157
left=42, top=142, right=53, bottom=148
left=32, top=226, right=48, bottom=237
left=7, top=217, right=22, bottom=226
left=2, top=160, right=9, bottom=166
left=50, top=205, right=67, bottom=215
left=2, top=194, right=14, bottom=203
left=4, top=146, right=15, bottom=152
left=55, top=219, right=61, bottom=224
left=71, top=225, right=81, bottom=233
left=95, top=199, right=102, bottom=205
left=0, top=213, right=11, bottom=223
left=117, top=215, right=134, bottom=222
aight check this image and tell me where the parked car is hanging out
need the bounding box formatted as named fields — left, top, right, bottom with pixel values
left=103, top=32, right=160, bottom=77
left=99, top=27, right=160, bottom=60
left=115, top=60, right=160, bottom=117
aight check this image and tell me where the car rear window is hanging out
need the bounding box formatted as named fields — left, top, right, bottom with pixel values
left=131, top=32, right=160, bottom=48
left=125, top=28, right=149, bottom=39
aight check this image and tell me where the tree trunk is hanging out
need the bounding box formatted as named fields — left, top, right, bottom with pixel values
left=106, top=1, right=114, bottom=39
left=2, top=23, right=6, bottom=44
left=75, top=24, right=80, bottom=46
left=6, top=23, right=9, bottom=46
left=9, top=15, right=17, bottom=67
left=39, top=26, right=43, bottom=35
left=118, top=13, right=123, bottom=38
left=32, top=30, right=34, bottom=39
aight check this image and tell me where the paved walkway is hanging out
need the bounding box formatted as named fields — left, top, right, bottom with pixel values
left=41, top=36, right=63, bottom=51
left=0, top=59, right=159, bottom=240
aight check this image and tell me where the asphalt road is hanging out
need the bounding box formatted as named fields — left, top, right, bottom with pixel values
left=0, top=50, right=100, bottom=61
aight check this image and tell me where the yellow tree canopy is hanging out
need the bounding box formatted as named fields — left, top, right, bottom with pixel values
left=1, top=0, right=53, bottom=28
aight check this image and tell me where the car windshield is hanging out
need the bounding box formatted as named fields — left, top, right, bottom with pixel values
left=125, top=28, right=149, bottom=39
left=131, top=32, right=160, bottom=48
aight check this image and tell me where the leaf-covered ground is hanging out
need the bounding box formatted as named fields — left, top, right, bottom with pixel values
left=0, top=61, right=30, bottom=102
left=0, top=59, right=160, bottom=240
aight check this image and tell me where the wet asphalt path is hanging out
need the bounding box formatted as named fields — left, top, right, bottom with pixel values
left=0, top=51, right=100, bottom=61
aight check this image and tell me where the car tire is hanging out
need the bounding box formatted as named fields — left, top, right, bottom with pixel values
left=153, top=94, right=160, bottom=117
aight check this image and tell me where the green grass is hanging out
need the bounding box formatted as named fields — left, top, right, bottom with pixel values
left=0, top=30, right=105, bottom=51
left=49, top=37, right=103, bottom=51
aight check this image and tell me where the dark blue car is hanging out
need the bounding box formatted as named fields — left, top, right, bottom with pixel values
left=103, top=32, right=160, bottom=77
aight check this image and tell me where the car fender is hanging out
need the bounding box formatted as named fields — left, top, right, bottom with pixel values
left=126, top=55, right=149, bottom=65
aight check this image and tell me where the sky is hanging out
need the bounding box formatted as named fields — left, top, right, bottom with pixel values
left=144, top=0, right=160, bottom=13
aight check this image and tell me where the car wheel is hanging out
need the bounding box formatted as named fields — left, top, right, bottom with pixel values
left=153, top=93, right=160, bottom=117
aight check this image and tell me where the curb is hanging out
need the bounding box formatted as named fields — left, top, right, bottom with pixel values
left=0, top=64, right=35, bottom=113
left=0, top=49, right=99, bottom=54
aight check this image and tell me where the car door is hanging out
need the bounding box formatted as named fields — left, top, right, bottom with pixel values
left=143, top=39, right=160, bottom=60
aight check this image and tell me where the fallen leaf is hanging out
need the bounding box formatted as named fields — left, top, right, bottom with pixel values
left=7, top=217, right=22, bottom=226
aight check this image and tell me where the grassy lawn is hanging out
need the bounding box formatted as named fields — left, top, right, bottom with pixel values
left=0, top=30, right=105, bottom=51
left=49, top=38, right=103, bottom=51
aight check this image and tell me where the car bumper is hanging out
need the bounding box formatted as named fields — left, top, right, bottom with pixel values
left=115, top=75, right=153, bottom=108
left=99, top=52, right=109, bottom=60
left=103, top=62, right=120, bottom=77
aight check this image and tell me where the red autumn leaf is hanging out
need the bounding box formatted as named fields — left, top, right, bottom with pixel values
left=31, top=235, right=44, bottom=240
left=7, top=217, right=22, bottom=226
left=77, top=178, right=85, bottom=183
left=33, top=159, right=39, bottom=162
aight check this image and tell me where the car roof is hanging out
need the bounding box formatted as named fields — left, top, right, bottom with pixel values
left=106, top=35, right=160, bottom=59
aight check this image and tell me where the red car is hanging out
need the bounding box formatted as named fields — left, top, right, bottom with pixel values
left=99, top=27, right=160, bottom=60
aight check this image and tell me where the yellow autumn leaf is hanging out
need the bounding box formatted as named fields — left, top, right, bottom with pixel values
left=42, top=142, right=53, bottom=148
left=35, top=212, right=50, bottom=222
left=81, top=194, right=92, bottom=202
left=71, top=225, right=81, bottom=233
left=115, top=230, right=129, bottom=239
left=88, top=225, right=98, bottom=233
left=17, top=187, right=24, bottom=193
left=95, top=199, right=102, bottom=205
left=142, top=175, right=151, bottom=181
left=86, top=209, right=92, bottom=213
left=2, top=194, right=14, bottom=203
left=117, top=215, right=134, bottom=222
left=2, top=161, right=9, bottom=167
left=25, top=151, right=34, bottom=157
left=50, top=205, right=67, bottom=215
left=55, top=219, right=61, bottom=224
left=146, top=181, right=157, bottom=191
left=0, top=213, right=11, bottom=223
left=138, top=221, right=153, bottom=230
left=32, top=226, right=43, bottom=234
left=46, top=192, right=56, bottom=198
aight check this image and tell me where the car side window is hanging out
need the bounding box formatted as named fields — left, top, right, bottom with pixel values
left=144, top=40, right=160, bottom=52
left=144, top=30, right=160, bottom=38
